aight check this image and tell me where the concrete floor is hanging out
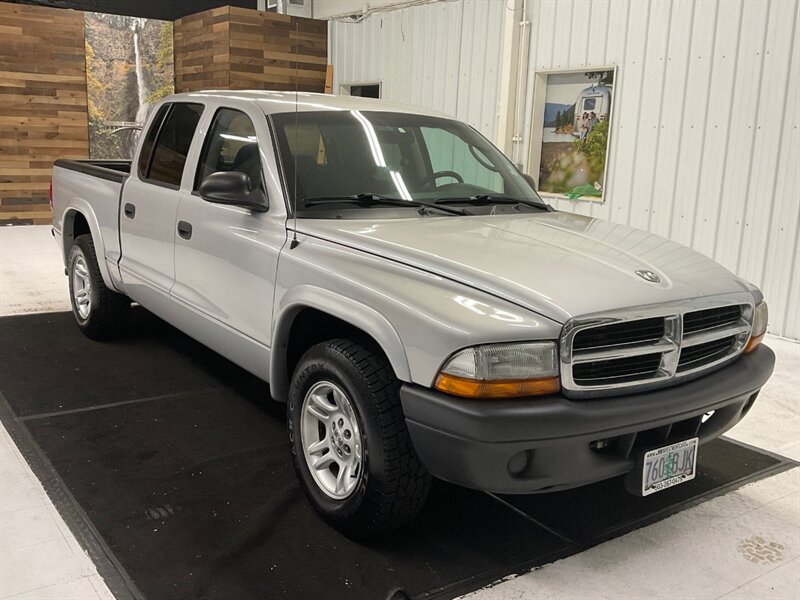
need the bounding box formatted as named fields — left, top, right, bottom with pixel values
left=0, top=227, right=111, bottom=598
left=0, top=225, right=798, bottom=599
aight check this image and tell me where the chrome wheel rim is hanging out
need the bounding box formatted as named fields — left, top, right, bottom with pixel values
left=72, top=255, right=92, bottom=320
left=300, top=380, right=363, bottom=500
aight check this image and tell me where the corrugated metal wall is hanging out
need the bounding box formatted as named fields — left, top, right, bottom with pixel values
left=522, top=0, right=800, bottom=339
left=328, top=0, right=506, bottom=139
left=329, top=0, right=800, bottom=339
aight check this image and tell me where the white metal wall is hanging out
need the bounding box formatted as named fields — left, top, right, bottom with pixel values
left=315, top=0, right=406, bottom=19
left=520, top=0, right=799, bottom=339
left=329, top=0, right=800, bottom=339
left=329, top=0, right=506, bottom=140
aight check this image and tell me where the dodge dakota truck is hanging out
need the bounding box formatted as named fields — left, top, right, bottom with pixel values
left=51, top=91, right=774, bottom=535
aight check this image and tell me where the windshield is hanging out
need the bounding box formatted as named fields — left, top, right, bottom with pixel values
left=270, top=110, right=545, bottom=217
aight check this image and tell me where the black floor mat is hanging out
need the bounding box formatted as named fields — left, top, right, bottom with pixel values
left=0, top=311, right=795, bottom=600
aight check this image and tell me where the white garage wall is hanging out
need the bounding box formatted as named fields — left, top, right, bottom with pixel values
left=521, top=0, right=800, bottom=340
left=328, top=0, right=506, bottom=140
left=315, top=0, right=408, bottom=19
left=329, top=0, right=800, bottom=339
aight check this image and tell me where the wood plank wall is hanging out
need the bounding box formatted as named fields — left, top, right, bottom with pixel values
left=0, top=1, right=89, bottom=225
left=173, top=6, right=231, bottom=91
left=228, top=7, right=327, bottom=92
left=175, top=6, right=327, bottom=94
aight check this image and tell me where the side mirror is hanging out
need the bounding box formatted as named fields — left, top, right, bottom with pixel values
left=198, top=171, right=268, bottom=213
left=521, top=173, right=538, bottom=190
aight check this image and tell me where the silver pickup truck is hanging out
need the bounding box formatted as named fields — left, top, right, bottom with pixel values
left=52, top=91, right=774, bottom=535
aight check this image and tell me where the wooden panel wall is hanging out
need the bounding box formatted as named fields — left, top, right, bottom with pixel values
left=175, top=6, right=327, bottom=94
left=227, top=7, right=327, bottom=92
left=0, top=1, right=89, bottom=225
left=174, top=6, right=231, bottom=91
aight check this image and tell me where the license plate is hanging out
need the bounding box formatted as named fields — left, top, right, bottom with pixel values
left=641, top=437, right=698, bottom=496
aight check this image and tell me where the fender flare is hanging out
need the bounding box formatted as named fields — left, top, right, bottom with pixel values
left=270, top=285, right=411, bottom=401
left=61, top=204, right=116, bottom=291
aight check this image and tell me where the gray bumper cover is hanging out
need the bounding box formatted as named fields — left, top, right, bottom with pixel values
left=400, top=346, right=775, bottom=494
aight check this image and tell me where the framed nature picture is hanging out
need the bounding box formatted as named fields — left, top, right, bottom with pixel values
left=84, top=13, right=175, bottom=159
left=529, top=67, right=616, bottom=202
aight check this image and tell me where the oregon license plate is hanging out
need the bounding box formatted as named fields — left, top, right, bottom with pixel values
left=641, top=438, right=698, bottom=496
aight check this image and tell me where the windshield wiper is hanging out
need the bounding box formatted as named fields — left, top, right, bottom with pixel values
left=435, top=194, right=550, bottom=211
left=299, top=193, right=471, bottom=216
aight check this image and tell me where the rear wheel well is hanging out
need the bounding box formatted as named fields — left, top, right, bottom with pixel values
left=64, top=210, right=91, bottom=257
left=285, top=308, right=390, bottom=384
left=72, top=212, right=90, bottom=238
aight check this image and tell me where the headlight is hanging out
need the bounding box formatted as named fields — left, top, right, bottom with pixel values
left=744, top=301, right=768, bottom=353
left=434, top=342, right=560, bottom=398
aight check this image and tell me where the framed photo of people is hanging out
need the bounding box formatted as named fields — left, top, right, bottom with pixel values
left=528, top=67, right=616, bottom=202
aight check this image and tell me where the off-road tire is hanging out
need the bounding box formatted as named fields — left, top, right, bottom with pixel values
left=68, top=234, right=130, bottom=340
left=288, top=339, right=431, bottom=536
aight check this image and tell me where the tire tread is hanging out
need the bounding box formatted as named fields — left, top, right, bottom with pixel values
left=289, top=338, right=431, bottom=535
left=70, top=234, right=129, bottom=340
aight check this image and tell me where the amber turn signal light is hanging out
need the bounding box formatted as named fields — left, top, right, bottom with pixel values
left=434, top=373, right=560, bottom=398
left=744, top=333, right=764, bottom=354
left=744, top=301, right=768, bottom=353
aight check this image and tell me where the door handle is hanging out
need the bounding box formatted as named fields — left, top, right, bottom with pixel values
left=177, top=221, right=193, bottom=240
left=123, top=203, right=136, bottom=219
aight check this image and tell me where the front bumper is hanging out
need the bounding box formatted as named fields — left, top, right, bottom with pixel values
left=400, top=345, right=775, bottom=494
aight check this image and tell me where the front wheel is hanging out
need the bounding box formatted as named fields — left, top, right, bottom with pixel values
left=288, top=339, right=431, bottom=536
left=68, top=234, right=130, bottom=340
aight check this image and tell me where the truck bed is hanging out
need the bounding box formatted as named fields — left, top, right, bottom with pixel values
left=51, top=159, right=132, bottom=292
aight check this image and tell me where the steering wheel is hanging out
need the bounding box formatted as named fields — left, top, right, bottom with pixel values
left=420, top=170, right=464, bottom=187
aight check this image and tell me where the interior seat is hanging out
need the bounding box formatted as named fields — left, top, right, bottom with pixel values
left=232, top=143, right=262, bottom=189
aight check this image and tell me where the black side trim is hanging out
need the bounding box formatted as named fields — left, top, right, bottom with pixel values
left=54, top=159, right=131, bottom=184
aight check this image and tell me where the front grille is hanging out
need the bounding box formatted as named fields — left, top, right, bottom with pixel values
left=573, top=317, right=664, bottom=350
left=561, top=299, right=752, bottom=397
left=684, top=305, right=742, bottom=334
left=677, top=336, right=737, bottom=372
left=573, top=353, right=662, bottom=386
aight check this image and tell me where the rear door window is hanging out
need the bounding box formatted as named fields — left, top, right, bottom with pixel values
left=137, top=104, right=170, bottom=179
left=141, top=103, right=204, bottom=188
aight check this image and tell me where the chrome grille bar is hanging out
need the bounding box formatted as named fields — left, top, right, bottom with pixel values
left=572, top=339, right=677, bottom=363
left=560, top=295, right=754, bottom=398
left=682, top=323, right=750, bottom=347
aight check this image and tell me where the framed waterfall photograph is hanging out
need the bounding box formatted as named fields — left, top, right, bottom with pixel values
left=528, top=66, right=616, bottom=202
left=84, top=12, right=175, bottom=159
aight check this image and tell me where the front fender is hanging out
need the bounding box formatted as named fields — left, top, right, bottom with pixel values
left=270, top=285, right=411, bottom=401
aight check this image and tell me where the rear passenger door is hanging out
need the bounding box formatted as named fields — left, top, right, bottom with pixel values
left=119, top=102, right=204, bottom=319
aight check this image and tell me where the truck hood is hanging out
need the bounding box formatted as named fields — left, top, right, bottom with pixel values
left=301, top=212, right=752, bottom=323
